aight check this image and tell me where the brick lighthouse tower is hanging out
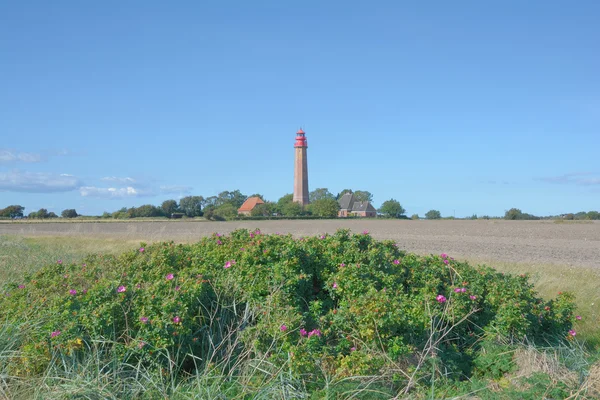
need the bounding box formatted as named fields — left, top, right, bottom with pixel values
left=293, top=128, right=309, bottom=206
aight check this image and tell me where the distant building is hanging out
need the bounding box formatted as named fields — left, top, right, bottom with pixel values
left=337, top=192, right=377, bottom=218
left=293, top=128, right=309, bottom=206
left=238, top=197, right=265, bottom=216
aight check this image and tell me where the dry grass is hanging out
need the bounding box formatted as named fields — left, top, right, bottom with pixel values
left=581, top=362, right=600, bottom=398
left=513, top=347, right=578, bottom=386
left=0, top=235, right=139, bottom=286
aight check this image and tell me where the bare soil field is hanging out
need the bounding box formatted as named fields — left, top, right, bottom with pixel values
left=2, top=219, right=599, bottom=269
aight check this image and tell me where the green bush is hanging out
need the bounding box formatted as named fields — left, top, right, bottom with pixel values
left=0, top=230, right=576, bottom=391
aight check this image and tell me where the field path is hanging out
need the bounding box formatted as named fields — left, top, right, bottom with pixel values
left=2, top=220, right=599, bottom=269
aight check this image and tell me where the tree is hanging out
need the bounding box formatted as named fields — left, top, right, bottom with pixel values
left=161, top=200, right=179, bottom=217
left=309, top=198, right=340, bottom=217
left=47, top=212, right=58, bottom=218
left=213, top=203, right=238, bottom=219
left=277, top=194, right=293, bottom=206
left=179, top=196, right=204, bottom=217
left=276, top=193, right=304, bottom=216
left=411, top=214, right=419, bottom=220
left=248, top=193, right=265, bottom=201
left=504, top=208, right=540, bottom=220
left=0, top=205, right=24, bottom=219
left=309, top=188, right=335, bottom=203
left=504, top=208, right=522, bottom=220
left=251, top=202, right=275, bottom=217
left=202, top=205, right=216, bottom=220
left=425, top=210, right=441, bottom=220
left=216, top=190, right=247, bottom=208
left=378, top=199, right=406, bottom=218
left=281, top=201, right=303, bottom=217
left=587, top=211, right=600, bottom=220
left=35, top=208, right=50, bottom=219
left=336, top=189, right=353, bottom=200
left=61, top=209, right=78, bottom=218
left=204, top=196, right=218, bottom=208
left=276, top=194, right=293, bottom=214
left=112, top=207, right=130, bottom=219
left=130, top=205, right=163, bottom=218
left=353, top=190, right=373, bottom=202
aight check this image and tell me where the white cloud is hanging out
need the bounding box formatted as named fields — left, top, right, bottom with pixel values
left=100, top=176, right=136, bottom=184
left=80, top=186, right=153, bottom=199
left=0, top=149, right=44, bottom=164
left=0, top=170, right=82, bottom=192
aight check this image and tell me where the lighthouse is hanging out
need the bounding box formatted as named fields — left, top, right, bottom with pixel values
left=293, top=128, right=309, bottom=206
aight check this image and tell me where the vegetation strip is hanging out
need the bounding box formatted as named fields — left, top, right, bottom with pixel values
left=2, top=229, right=596, bottom=398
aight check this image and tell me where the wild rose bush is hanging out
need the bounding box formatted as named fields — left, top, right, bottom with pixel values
left=0, top=229, right=575, bottom=386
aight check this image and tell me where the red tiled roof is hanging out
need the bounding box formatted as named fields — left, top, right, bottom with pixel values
left=238, top=197, right=265, bottom=212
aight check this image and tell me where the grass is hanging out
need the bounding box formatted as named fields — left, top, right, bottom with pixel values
left=467, top=257, right=600, bottom=348
left=0, top=235, right=140, bottom=285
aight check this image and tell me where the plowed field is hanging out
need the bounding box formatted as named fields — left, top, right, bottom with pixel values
left=2, top=220, right=599, bottom=269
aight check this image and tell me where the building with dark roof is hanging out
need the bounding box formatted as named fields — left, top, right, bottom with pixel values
left=337, top=192, right=377, bottom=218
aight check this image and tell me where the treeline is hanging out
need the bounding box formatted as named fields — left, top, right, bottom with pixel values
left=1, top=188, right=396, bottom=221
left=4, top=198, right=597, bottom=222
left=503, top=208, right=600, bottom=220
left=101, top=188, right=382, bottom=220
left=0, top=205, right=78, bottom=219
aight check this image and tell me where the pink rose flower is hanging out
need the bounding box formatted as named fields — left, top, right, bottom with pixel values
left=308, top=329, right=321, bottom=337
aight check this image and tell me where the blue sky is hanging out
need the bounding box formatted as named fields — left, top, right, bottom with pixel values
left=1, top=1, right=598, bottom=217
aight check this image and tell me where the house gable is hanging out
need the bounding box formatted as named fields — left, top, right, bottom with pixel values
left=238, top=197, right=265, bottom=214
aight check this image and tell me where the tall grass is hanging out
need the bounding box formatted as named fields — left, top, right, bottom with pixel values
left=0, top=235, right=139, bottom=285
left=467, top=258, right=600, bottom=348
left=1, top=307, right=597, bottom=398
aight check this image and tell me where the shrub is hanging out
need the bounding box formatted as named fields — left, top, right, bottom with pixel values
left=61, top=209, right=78, bottom=218
left=0, top=230, right=576, bottom=392
left=425, top=210, right=441, bottom=219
